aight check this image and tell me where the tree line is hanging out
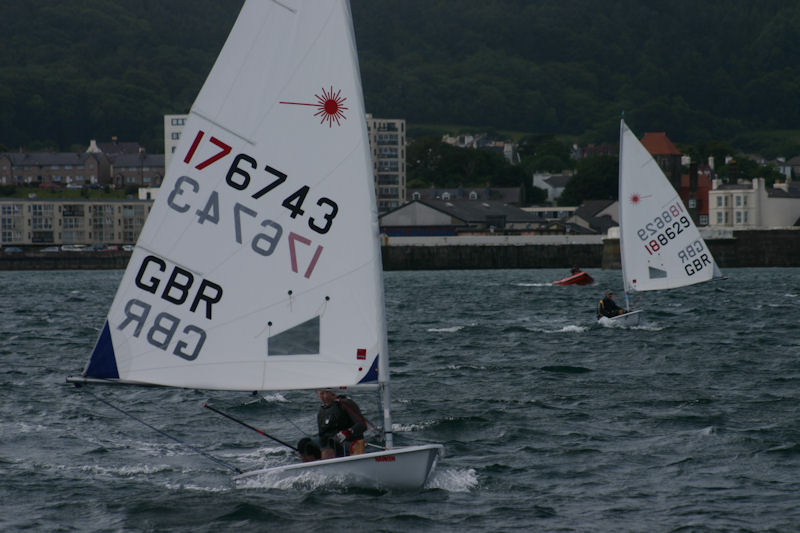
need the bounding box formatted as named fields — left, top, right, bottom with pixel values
left=1, top=0, right=798, bottom=206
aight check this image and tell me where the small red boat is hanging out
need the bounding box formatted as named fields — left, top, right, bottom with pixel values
left=552, top=271, right=594, bottom=286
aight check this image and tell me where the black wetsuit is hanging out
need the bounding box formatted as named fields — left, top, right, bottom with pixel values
left=597, top=296, right=624, bottom=318
left=317, top=396, right=366, bottom=456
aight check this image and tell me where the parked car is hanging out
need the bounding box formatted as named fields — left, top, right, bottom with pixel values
left=61, top=244, right=88, bottom=252
left=122, top=244, right=135, bottom=252
left=3, top=246, right=23, bottom=253
left=41, top=246, right=60, bottom=252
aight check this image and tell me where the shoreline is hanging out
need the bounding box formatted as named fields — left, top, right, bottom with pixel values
left=2, top=229, right=799, bottom=270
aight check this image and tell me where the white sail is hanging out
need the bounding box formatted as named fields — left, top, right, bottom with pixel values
left=82, top=0, right=386, bottom=392
left=618, top=119, right=721, bottom=294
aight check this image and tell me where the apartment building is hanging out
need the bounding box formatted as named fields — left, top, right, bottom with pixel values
left=366, top=114, right=406, bottom=212
left=0, top=198, right=152, bottom=247
left=164, top=114, right=188, bottom=170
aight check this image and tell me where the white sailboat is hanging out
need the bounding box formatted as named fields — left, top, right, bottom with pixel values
left=67, top=0, right=442, bottom=490
left=605, top=119, right=723, bottom=326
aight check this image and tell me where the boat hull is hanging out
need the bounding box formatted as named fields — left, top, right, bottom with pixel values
left=234, top=444, right=444, bottom=490
left=600, top=309, right=643, bottom=327
left=553, top=272, right=594, bottom=286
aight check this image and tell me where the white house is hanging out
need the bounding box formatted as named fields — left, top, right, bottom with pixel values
left=708, top=178, right=800, bottom=227
left=533, top=171, right=572, bottom=202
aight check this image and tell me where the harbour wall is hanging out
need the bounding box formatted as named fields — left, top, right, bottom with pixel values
left=381, top=235, right=604, bottom=270
left=0, top=251, right=132, bottom=270
left=601, top=228, right=800, bottom=269
left=1, top=229, right=799, bottom=271
left=380, top=229, right=800, bottom=270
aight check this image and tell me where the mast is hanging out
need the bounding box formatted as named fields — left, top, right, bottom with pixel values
left=340, top=0, right=393, bottom=448
left=618, top=119, right=632, bottom=310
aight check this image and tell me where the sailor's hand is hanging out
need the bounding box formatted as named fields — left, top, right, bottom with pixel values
left=335, top=430, right=352, bottom=442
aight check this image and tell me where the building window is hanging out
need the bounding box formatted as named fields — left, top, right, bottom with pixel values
left=736, top=196, right=742, bottom=206
left=699, top=214, right=708, bottom=226
left=716, top=196, right=722, bottom=207
left=736, top=211, right=742, bottom=224
left=717, top=212, right=722, bottom=224
left=688, top=198, right=697, bottom=208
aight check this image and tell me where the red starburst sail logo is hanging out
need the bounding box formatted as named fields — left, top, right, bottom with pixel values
left=280, top=86, right=348, bottom=127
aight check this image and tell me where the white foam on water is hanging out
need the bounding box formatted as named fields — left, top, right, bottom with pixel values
left=427, top=323, right=476, bottom=333
left=425, top=466, right=478, bottom=492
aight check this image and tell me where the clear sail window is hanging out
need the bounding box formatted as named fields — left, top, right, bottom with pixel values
left=267, top=316, right=320, bottom=356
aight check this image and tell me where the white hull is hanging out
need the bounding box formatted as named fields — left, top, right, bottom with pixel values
left=601, top=309, right=644, bottom=327
left=234, top=444, right=444, bottom=490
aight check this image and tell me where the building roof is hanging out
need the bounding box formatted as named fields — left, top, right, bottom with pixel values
left=407, top=186, right=523, bottom=204
left=640, top=132, right=681, bottom=156
left=574, top=199, right=615, bottom=220
left=380, top=199, right=545, bottom=225
left=715, top=183, right=754, bottom=190
left=572, top=199, right=617, bottom=233
left=88, top=139, right=144, bottom=155
left=0, top=152, right=107, bottom=166
left=110, top=153, right=165, bottom=167
left=543, top=174, right=572, bottom=188
left=768, top=181, right=800, bottom=198
left=422, top=199, right=544, bottom=223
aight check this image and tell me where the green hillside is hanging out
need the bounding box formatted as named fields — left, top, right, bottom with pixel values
left=2, top=0, right=800, bottom=155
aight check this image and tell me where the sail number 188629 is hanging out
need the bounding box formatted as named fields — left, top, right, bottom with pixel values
left=636, top=203, right=691, bottom=255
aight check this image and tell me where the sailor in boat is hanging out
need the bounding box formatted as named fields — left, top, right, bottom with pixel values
left=597, top=290, right=626, bottom=318
left=316, top=389, right=367, bottom=459
left=571, top=266, right=582, bottom=275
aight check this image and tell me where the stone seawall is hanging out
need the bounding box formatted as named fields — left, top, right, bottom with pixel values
left=0, top=251, right=131, bottom=270
left=382, top=243, right=603, bottom=270
left=2, top=229, right=799, bottom=271
left=601, top=229, right=800, bottom=269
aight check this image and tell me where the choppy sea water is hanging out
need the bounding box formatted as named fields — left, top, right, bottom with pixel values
left=2, top=267, right=800, bottom=532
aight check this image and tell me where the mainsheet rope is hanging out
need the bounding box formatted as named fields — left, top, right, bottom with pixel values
left=78, top=387, right=243, bottom=474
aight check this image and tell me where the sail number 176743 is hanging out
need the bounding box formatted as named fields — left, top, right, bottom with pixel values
left=166, top=130, right=338, bottom=278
